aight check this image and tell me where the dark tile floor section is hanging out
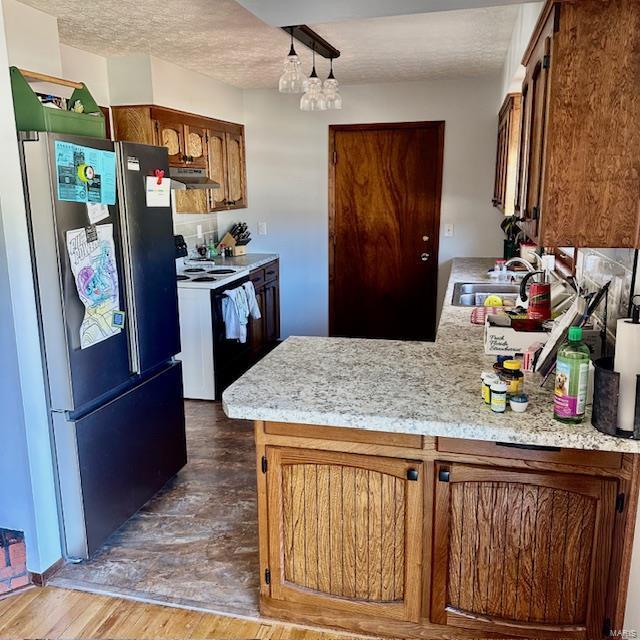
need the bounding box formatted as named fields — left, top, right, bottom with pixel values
left=51, top=401, right=260, bottom=617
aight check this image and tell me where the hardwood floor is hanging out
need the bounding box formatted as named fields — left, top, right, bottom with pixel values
left=51, top=401, right=260, bottom=616
left=0, top=587, right=371, bottom=639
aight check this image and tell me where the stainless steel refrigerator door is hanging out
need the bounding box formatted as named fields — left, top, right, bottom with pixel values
left=21, top=132, right=134, bottom=413
left=54, top=362, right=186, bottom=559
left=116, top=142, right=180, bottom=374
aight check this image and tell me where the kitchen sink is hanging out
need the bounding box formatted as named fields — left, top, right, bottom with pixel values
left=452, top=282, right=521, bottom=307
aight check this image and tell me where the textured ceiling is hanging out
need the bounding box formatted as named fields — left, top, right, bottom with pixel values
left=237, top=0, right=532, bottom=27
left=20, top=0, right=519, bottom=88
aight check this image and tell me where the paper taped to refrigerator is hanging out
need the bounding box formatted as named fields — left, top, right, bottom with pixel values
left=55, top=141, right=116, bottom=205
left=66, top=224, right=122, bottom=349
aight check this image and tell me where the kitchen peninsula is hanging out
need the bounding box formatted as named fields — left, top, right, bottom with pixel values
left=223, top=258, right=640, bottom=640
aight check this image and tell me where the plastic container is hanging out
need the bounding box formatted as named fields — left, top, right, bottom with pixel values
left=501, top=360, right=524, bottom=396
left=510, top=393, right=529, bottom=413
left=491, top=381, right=508, bottom=413
left=554, top=326, right=590, bottom=424
left=482, top=372, right=499, bottom=405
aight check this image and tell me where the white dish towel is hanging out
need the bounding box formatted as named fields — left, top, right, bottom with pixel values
left=222, top=286, right=250, bottom=343
left=243, top=281, right=262, bottom=320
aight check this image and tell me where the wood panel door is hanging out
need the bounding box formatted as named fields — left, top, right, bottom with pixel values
left=207, top=129, right=228, bottom=209
left=184, top=125, right=208, bottom=169
left=329, top=123, right=444, bottom=341
left=432, top=463, right=618, bottom=639
left=154, top=118, right=186, bottom=165
left=265, top=447, right=423, bottom=622
left=225, top=131, right=247, bottom=208
left=521, top=27, right=553, bottom=243
left=493, top=94, right=521, bottom=216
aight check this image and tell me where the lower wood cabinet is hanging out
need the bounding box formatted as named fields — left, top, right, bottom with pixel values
left=256, top=424, right=638, bottom=640
left=264, top=447, right=424, bottom=623
left=431, top=462, right=618, bottom=639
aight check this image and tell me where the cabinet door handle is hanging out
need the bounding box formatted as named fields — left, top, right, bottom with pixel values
left=496, top=442, right=561, bottom=452
left=407, top=468, right=419, bottom=481
left=531, top=206, right=540, bottom=221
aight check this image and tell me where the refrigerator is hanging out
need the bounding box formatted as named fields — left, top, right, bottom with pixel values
left=19, top=132, right=187, bottom=559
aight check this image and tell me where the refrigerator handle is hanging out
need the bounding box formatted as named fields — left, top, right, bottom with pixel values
left=115, top=143, right=141, bottom=375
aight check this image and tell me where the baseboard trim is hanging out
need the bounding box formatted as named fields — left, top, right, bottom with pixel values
left=29, top=557, right=65, bottom=587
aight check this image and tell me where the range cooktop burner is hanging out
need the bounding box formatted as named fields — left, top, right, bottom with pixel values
left=192, top=276, right=217, bottom=282
left=184, top=268, right=205, bottom=273
left=176, top=275, right=190, bottom=281
left=208, top=269, right=235, bottom=274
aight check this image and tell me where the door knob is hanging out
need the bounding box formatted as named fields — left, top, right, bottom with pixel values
left=421, top=253, right=430, bottom=262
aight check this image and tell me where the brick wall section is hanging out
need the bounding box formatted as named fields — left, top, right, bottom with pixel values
left=0, top=529, right=29, bottom=594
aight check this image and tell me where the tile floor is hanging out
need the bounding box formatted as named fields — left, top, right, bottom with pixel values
left=51, top=401, right=260, bottom=617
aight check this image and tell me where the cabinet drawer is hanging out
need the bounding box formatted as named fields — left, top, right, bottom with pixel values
left=437, top=437, right=622, bottom=470
left=265, top=422, right=423, bottom=449
left=250, top=268, right=265, bottom=289
left=264, top=261, right=279, bottom=283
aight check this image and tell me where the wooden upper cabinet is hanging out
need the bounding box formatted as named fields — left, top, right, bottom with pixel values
left=265, top=447, right=423, bottom=623
left=111, top=105, right=247, bottom=213
left=207, top=129, right=227, bottom=209
left=184, top=125, right=208, bottom=169
left=224, top=131, right=247, bottom=209
left=155, top=118, right=187, bottom=165
left=431, top=463, right=617, bottom=639
left=516, top=0, right=640, bottom=247
left=493, top=93, right=521, bottom=216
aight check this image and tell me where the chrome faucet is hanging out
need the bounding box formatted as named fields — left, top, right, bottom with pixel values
left=504, top=257, right=537, bottom=272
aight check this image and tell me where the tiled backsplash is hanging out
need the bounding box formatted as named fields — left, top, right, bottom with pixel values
left=576, top=248, right=638, bottom=340
left=172, top=208, right=218, bottom=256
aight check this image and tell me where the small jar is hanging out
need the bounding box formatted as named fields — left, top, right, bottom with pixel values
left=501, top=360, right=524, bottom=396
left=493, top=355, right=509, bottom=375
left=481, top=371, right=493, bottom=403
left=490, top=381, right=508, bottom=413
left=483, top=374, right=500, bottom=405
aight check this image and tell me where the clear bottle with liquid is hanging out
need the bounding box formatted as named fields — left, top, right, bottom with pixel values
left=553, top=326, right=591, bottom=424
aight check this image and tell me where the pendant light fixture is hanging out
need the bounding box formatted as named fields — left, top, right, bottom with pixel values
left=300, top=46, right=327, bottom=111
left=323, top=58, right=342, bottom=110
left=278, top=28, right=304, bottom=94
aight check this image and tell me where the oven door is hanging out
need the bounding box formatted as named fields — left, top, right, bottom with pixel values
left=211, top=278, right=253, bottom=399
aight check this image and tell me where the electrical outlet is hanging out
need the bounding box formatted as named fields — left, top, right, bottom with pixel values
left=258, top=222, right=268, bottom=236
left=196, top=224, right=203, bottom=239
left=444, top=224, right=454, bottom=237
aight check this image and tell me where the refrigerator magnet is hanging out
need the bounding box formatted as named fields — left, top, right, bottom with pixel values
left=84, top=224, right=98, bottom=243
left=111, top=310, right=126, bottom=328
left=127, top=156, right=140, bottom=171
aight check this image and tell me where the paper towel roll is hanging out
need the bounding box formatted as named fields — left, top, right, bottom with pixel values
left=614, top=318, right=640, bottom=433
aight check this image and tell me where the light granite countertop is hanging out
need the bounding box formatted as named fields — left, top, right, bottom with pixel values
left=176, top=253, right=278, bottom=291
left=223, top=258, right=640, bottom=453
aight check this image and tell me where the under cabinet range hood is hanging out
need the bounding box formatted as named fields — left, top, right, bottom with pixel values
left=169, top=166, right=220, bottom=190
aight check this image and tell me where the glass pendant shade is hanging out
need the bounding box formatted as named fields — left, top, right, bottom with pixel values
left=323, top=77, right=342, bottom=110
left=322, top=60, right=342, bottom=110
left=278, top=39, right=304, bottom=93
left=300, top=73, right=327, bottom=111
left=300, top=47, right=327, bottom=112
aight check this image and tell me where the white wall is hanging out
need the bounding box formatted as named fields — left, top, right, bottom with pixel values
left=150, top=57, right=244, bottom=123
left=500, top=1, right=543, bottom=100
left=60, top=44, right=110, bottom=106
left=219, top=76, right=503, bottom=338
left=107, top=54, right=154, bottom=105
left=2, top=0, right=60, bottom=74
left=0, top=0, right=62, bottom=573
